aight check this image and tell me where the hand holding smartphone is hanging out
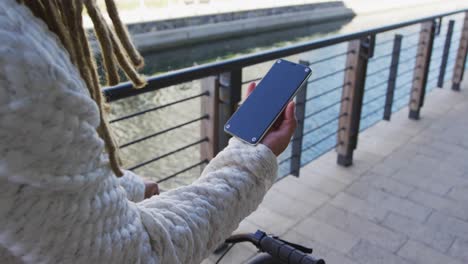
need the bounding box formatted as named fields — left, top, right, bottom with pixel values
left=224, top=59, right=312, bottom=148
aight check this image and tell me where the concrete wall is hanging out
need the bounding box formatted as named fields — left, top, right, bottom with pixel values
left=128, top=2, right=354, bottom=53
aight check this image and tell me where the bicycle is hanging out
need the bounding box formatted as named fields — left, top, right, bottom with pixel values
left=215, top=230, right=326, bottom=264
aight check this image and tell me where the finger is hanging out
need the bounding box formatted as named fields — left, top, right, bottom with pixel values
left=272, top=110, right=285, bottom=129
left=284, top=101, right=296, bottom=121
left=144, top=182, right=159, bottom=198
left=246, top=82, right=256, bottom=97
left=278, top=102, right=297, bottom=135
left=271, top=101, right=293, bottom=130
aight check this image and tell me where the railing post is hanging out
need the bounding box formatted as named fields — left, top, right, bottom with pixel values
left=218, top=69, right=242, bottom=151
left=200, top=76, right=219, bottom=161
left=336, top=37, right=371, bottom=167
left=408, top=20, right=436, bottom=120
left=438, top=20, right=455, bottom=88
left=452, top=12, right=468, bottom=91
left=383, top=34, right=403, bottom=121
left=290, top=60, right=309, bottom=177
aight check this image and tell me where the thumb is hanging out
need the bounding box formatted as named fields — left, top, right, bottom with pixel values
left=246, top=82, right=256, bottom=97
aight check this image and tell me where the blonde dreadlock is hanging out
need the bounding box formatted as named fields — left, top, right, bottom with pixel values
left=18, top=0, right=147, bottom=177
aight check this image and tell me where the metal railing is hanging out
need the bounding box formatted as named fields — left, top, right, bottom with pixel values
left=105, top=9, right=468, bottom=188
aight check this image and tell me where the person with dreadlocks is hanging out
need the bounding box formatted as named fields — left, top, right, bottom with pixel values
left=0, top=0, right=297, bottom=263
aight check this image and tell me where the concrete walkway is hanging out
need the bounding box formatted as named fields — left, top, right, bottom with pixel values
left=204, top=78, right=468, bottom=264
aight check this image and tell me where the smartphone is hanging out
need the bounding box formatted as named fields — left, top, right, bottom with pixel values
left=224, top=59, right=312, bottom=145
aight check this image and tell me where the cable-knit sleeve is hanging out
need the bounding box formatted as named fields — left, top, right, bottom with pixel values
left=0, top=1, right=278, bottom=264
left=138, top=138, right=278, bottom=264
left=118, top=170, right=146, bottom=202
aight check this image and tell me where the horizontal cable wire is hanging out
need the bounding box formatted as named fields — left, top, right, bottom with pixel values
left=375, top=37, right=395, bottom=46
left=278, top=157, right=292, bottom=165
left=120, top=115, right=208, bottom=148
left=361, top=106, right=384, bottom=120
left=305, top=99, right=344, bottom=119
left=396, top=68, right=414, bottom=78
left=432, top=43, right=445, bottom=50
left=308, top=67, right=351, bottom=84
left=398, top=53, right=422, bottom=65
left=308, top=51, right=351, bottom=66
left=363, top=92, right=387, bottom=105
left=306, top=83, right=348, bottom=102
left=427, top=75, right=439, bottom=83
left=393, top=91, right=412, bottom=102
left=371, top=51, right=395, bottom=61
left=399, top=45, right=420, bottom=54
left=242, top=77, right=262, bottom=85
left=366, top=79, right=389, bottom=92
left=157, top=160, right=209, bottom=184
left=129, top=138, right=208, bottom=171
left=302, top=130, right=340, bottom=152
left=398, top=57, right=416, bottom=65
left=303, top=114, right=344, bottom=136
left=402, top=30, right=421, bottom=38
left=304, top=142, right=339, bottom=165
left=110, top=92, right=208, bottom=123
left=367, top=65, right=390, bottom=77
left=428, top=67, right=439, bottom=74
left=395, top=78, right=414, bottom=91
left=430, top=54, right=444, bottom=62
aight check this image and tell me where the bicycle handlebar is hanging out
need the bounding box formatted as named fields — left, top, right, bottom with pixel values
left=260, top=234, right=325, bottom=264
left=225, top=230, right=325, bottom=264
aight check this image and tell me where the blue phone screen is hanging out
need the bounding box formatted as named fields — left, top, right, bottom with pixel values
left=225, top=59, right=311, bottom=144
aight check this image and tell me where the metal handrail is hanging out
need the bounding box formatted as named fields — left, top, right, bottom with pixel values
left=104, top=9, right=468, bottom=182
left=103, top=9, right=468, bottom=102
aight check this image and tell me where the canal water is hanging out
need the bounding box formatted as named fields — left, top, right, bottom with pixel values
left=109, top=8, right=465, bottom=190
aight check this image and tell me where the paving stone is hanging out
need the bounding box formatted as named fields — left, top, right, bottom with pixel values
left=245, top=207, right=296, bottom=236
left=260, top=188, right=321, bottom=219
left=282, top=230, right=360, bottom=264
left=314, top=204, right=407, bottom=252
left=301, top=161, right=361, bottom=185
left=347, top=173, right=414, bottom=199
left=368, top=155, right=409, bottom=178
left=408, top=189, right=468, bottom=221
left=447, top=185, right=468, bottom=203
left=296, top=171, right=348, bottom=196
left=406, top=142, right=452, bottom=161
left=202, top=242, right=257, bottom=264
left=349, top=240, right=412, bottom=264
left=330, top=192, right=388, bottom=223
left=382, top=212, right=455, bottom=252
left=358, top=134, right=406, bottom=157
left=448, top=238, right=468, bottom=263
left=270, top=176, right=330, bottom=204
left=391, top=168, right=453, bottom=196
left=346, top=187, right=432, bottom=222
left=426, top=211, right=468, bottom=240
left=292, top=217, right=359, bottom=254
left=234, top=219, right=261, bottom=234
left=397, top=240, right=463, bottom=264
left=407, top=161, right=468, bottom=186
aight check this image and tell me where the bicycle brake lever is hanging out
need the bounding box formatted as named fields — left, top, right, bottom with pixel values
left=272, top=236, right=313, bottom=254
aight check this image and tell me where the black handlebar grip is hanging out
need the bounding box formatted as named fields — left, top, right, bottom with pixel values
left=260, top=236, right=325, bottom=264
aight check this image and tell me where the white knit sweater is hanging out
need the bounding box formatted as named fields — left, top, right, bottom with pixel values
left=0, top=1, right=278, bottom=263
